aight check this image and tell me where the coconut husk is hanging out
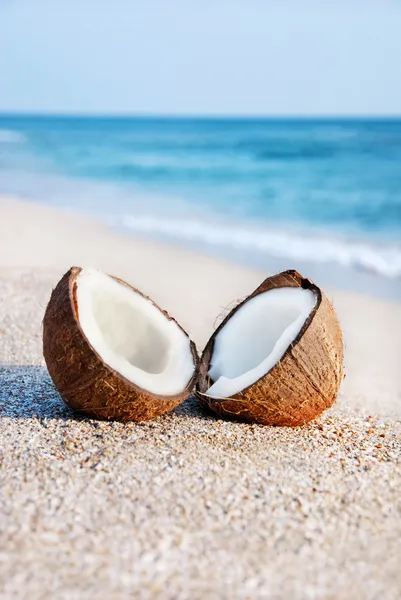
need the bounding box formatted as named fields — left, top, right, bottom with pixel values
left=43, top=267, right=198, bottom=422
left=197, top=270, right=343, bottom=427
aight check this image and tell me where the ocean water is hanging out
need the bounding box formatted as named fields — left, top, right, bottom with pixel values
left=0, top=115, right=400, bottom=297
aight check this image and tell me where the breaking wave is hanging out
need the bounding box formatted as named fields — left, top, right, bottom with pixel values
left=122, top=214, right=401, bottom=279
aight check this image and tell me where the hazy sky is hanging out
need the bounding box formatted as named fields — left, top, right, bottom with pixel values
left=1, top=0, right=401, bottom=115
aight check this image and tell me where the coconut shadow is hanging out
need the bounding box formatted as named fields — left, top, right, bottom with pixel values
left=0, top=365, right=84, bottom=422
left=170, top=393, right=217, bottom=421
left=0, top=365, right=214, bottom=424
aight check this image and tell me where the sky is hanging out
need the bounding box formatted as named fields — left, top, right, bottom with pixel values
left=1, top=0, right=401, bottom=116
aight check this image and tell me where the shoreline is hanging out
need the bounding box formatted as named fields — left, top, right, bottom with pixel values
left=2, top=191, right=401, bottom=300
left=125, top=228, right=401, bottom=302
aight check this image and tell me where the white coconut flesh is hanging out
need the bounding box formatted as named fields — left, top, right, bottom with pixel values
left=76, top=269, right=195, bottom=396
left=206, top=287, right=317, bottom=398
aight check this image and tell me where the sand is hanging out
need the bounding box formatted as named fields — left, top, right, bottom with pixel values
left=0, top=196, right=400, bottom=599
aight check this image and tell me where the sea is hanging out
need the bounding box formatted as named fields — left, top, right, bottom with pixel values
left=0, top=115, right=400, bottom=299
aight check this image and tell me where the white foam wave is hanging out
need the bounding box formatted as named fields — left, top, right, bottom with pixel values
left=122, top=214, right=401, bottom=279
left=0, top=129, right=26, bottom=143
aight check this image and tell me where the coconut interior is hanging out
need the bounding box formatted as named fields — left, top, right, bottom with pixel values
left=76, top=269, right=195, bottom=396
left=206, top=287, right=317, bottom=398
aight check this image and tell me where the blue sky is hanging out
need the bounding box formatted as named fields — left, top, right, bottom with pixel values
left=1, top=0, right=401, bottom=115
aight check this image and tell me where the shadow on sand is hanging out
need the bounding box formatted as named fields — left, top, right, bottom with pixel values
left=0, top=364, right=213, bottom=423
left=0, top=365, right=76, bottom=421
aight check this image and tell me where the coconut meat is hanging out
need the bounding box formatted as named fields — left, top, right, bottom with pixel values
left=206, top=287, right=317, bottom=398
left=76, top=269, right=195, bottom=396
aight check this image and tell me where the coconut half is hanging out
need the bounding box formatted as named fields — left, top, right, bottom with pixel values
left=43, top=267, right=198, bottom=421
left=197, top=270, right=343, bottom=427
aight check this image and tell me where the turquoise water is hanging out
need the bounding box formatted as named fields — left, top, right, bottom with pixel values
left=1, top=115, right=400, bottom=293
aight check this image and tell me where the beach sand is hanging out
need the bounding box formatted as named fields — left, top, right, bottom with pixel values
left=0, top=196, right=400, bottom=599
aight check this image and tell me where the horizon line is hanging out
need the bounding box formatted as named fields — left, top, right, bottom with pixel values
left=1, top=111, right=401, bottom=120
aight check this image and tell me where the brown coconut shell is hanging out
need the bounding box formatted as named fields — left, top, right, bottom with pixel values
left=197, top=270, right=343, bottom=427
left=43, top=267, right=199, bottom=422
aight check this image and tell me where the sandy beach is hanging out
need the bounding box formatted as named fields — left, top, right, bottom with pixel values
left=0, top=196, right=400, bottom=599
